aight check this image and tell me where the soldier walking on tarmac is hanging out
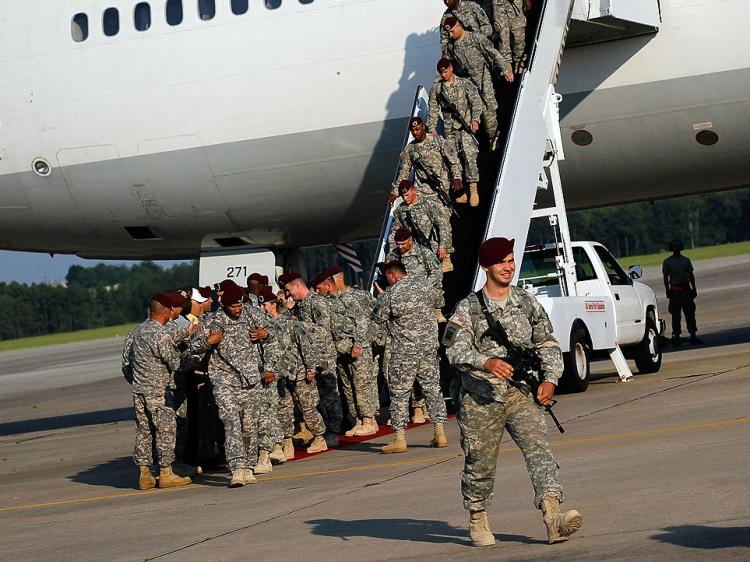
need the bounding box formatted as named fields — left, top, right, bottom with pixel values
left=428, top=57, right=483, bottom=207
left=443, top=237, right=583, bottom=546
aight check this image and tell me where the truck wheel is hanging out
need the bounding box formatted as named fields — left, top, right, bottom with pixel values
left=561, top=328, right=590, bottom=393
left=634, top=317, right=662, bottom=374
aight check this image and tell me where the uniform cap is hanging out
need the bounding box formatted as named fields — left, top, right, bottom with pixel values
left=191, top=288, right=208, bottom=303
left=409, top=116, right=424, bottom=129
left=398, top=179, right=415, bottom=195
left=443, top=16, right=459, bottom=30
left=247, top=272, right=264, bottom=283
left=168, top=292, right=188, bottom=308
left=222, top=284, right=245, bottom=306
left=326, top=265, right=343, bottom=277
left=437, top=57, right=453, bottom=72
left=259, top=274, right=269, bottom=285
left=151, top=293, right=175, bottom=308
left=311, top=271, right=332, bottom=288
left=394, top=227, right=412, bottom=242
left=197, top=286, right=212, bottom=299
left=278, top=271, right=302, bottom=287
left=218, top=279, right=241, bottom=293
left=478, top=237, right=515, bottom=267
left=258, top=287, right=278, bottom=304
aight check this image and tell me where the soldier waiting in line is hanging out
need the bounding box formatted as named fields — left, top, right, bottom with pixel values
left=428, top=58, right=484, bottom=207
left=390, top=179, right=454, bottom=273
left=491, top=0, right=533, bottom=73
left=663, top=239, right=702, bottom=346
left=246, top=272, right=267, bottom=307
left=443, top=16, right=514, bottom=150
left=443, top=237, right=583, bottom=547
left=373, top=260, right=449, bottom=454
left=440, top=0, right=493, bottom=57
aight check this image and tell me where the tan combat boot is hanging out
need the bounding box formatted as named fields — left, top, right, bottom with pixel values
left=539, top=493, right=583, bottom=544
left=282, top=437, right=295, bottom=460
left=307, top=435, right=328, bottom=454
left=158, top=466, right=191, bottom=488
left=269, top=443, right=286, bottom=464
left=435, top=308, right=447, bottom=323
left=353, top=417, right=378, bottom=436
left=455, top=192, right=468, bottom=204
left=469, top=182, right=480, bottom=207
left=345, top=419, right=363, bottom=437
left=441, top=254, right=454, bottom=273
left=469, top=510, right=496, bottom=547
left=138, top=466, right=156, bottom=490
left=293, top=421, right=314, bottom=444
left=412, top=407, right=426, bottom=424
left=255, top=450, right=273, bottom=474
left=229, top=468, right=245, bottom=488
left=430, top=422, right=448, bottom=448
left=243, top=468, right=257, bottom=485
left=380, top=429, right=407, bottom=454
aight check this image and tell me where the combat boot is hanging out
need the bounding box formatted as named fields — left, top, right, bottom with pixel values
left=255, top=450, right=273, bottom=474
left=434, top=308, right=447, bottom=323
left=455, top=191, right=468, bottom=204
left=293, top=421, right=314, bottom=444
left=269, top=443, right=286, bottom=464
left=353, top=417, right=378, bottom=436
left=412, top=407, right=426, bottom=424
left=380, top=429, right=407, bottom=454
left=229, top=469, right=245, bottom=488
left=158, top=466, right=191, bottom=488
left=282, top=437, right=295, bottom=460
left=307, top=435, right=328, bottom=454
left=345, top=419, right=363, bottom=437
left=442, top=255, right=454, bottom=273
left=539, top=493, right=583, bottom=544
left=430, top=422, right=448, bottom=448
left=469, top=510, right=496, bottom=547
left=243, top=468, right=257, bottom=485
left=138, top=466, right=156, bottom=490
left=469, top=182, right=480, bottom=207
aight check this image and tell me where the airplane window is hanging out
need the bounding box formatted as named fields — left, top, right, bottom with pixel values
left=265, top=0, right=282, bottom=9
left=198, top=0, right=215, bottom=20
left=103, top=8, right=119, bottom=37
left=71, top=13, right=89, bottom=42
left=134, top=2, right=151, bottom=31
left=232, top=0, right=249, bottom=14
left=299, top=0, right=314, bottom=4
left=166, top=0, right=183, bottom=25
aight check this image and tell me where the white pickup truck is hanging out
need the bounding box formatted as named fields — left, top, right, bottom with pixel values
left=519, top=241, right=665, bottom=393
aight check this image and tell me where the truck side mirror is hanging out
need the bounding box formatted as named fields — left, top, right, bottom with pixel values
left=628, top=265, right=642, bottom=280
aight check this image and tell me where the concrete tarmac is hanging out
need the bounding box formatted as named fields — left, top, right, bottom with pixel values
left=1, top=255, right=749, bottom=561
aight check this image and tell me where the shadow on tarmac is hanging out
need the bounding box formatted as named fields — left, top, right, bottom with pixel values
left=305, top=518, right=540, bottom=546
left=651, top=525, right=750, bottom=549
left=661, top=326, right=750, bottom=355
left=0, top=407, right=132, bottom=437
left=69, top=456, right=135, bottom=490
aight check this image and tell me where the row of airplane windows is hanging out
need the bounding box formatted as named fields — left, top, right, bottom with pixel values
left=71, top=0, right=314, bottom=42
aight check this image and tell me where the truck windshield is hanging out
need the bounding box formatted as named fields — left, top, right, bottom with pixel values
left=519, top=249, right=560, bottom=286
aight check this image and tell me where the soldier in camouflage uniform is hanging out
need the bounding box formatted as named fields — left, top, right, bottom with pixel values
left=279, top=272, right=339, bottom=451
left=440, top=0, right=493, bottom=57
left=443, top=237, right=582, bottom=547
left=391, top=116, right=463, bottom=224
left=126, top=293, right=195, bottom=490
left=373, top=261, right=448, bottom=453
left=260, top=288, right=329, bottom=458
left=204, top=284, right=279, bottom=488
left=428, top=58, right=483, bottom=207
left=491, top=0, right=532, bottom=73
left=390, top=180, right=454, bottom=273
left=443, top=16, right=514, bottom=149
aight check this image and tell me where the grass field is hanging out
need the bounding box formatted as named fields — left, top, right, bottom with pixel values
left=620, top=241, right=750, bottom=269
left=0, top=323, right=138, bottom=353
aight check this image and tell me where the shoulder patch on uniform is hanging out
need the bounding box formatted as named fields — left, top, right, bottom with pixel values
left=448, top=313, right=466, bottom=328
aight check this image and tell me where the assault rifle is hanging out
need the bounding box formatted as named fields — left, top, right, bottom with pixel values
left=475, top=291, right=565, bottom=433
left=437, top=87, right=480, bottom=147
left=412, top=157, right=461, bottom=218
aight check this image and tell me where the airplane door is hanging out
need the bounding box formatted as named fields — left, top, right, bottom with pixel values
left=592, top=245, right=643, bottom=344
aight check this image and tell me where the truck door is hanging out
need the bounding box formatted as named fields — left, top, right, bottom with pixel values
left=592, top=245, right=643, bottom=345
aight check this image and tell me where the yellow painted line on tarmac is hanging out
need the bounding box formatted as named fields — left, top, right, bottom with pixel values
left=1, top=417, right=746, bottom=514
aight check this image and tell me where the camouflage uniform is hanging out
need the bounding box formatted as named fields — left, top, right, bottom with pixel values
left=443, top=286, right=564, bottom=510
left=373, top=276, right=447, bottom=431
left=206, top=307, right=279, bottom=472
left=388, top=243, right=444, bottom=309
left=389, top=196, right=453, bottom=256
left=394, top=135, right=462, bottom=217
left=491, top=0, right=527, bottom=69
left=446, top=31, right=511, bottom=139
left=428, top=75, right=483, bottom=184
left=295, top=291, right=342, bottom=434
left=164, top=317, right=193, bottom=460
left=128, top=319, right=181, bottom=468
left=440, top=1, right=493, bottom=56
left=250, top=303, right=284, bottom=453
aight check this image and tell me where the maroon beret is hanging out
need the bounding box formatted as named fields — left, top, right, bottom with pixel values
left=437, top=57, right=453, bottom=72
left=218, top=279, right=241, bottom=293
left=197, top=286, right=212, bottom=299
left=259, top=274, right=269, bottom=285
left=247, top=272, right=263, bottom=283
left=258, top=287, right=278, bottom=304
left=443, top=16, right=459, bottom=30
left=409, top=116, right=423, bottom=129
left=222, top=284, right=245, bottom=306
left=278, top=272, right=302, bottom=287
left=326, top=265, right=343, bottom=276
left=479, top=237, right=515, bottom=267
left=151, top=293, right=174, bottom=308
left=394, top=227, right=412, bottom=242
left=398, top=179, right=414, bottom=195
left=311, top=271, right=332, bottom=288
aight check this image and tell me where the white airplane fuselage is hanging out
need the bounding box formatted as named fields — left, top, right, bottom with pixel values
left=0, top=0, right=748, bottom=258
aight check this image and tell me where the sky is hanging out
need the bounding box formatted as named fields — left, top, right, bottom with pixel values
left=0, top=250, right=188, bottom=285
